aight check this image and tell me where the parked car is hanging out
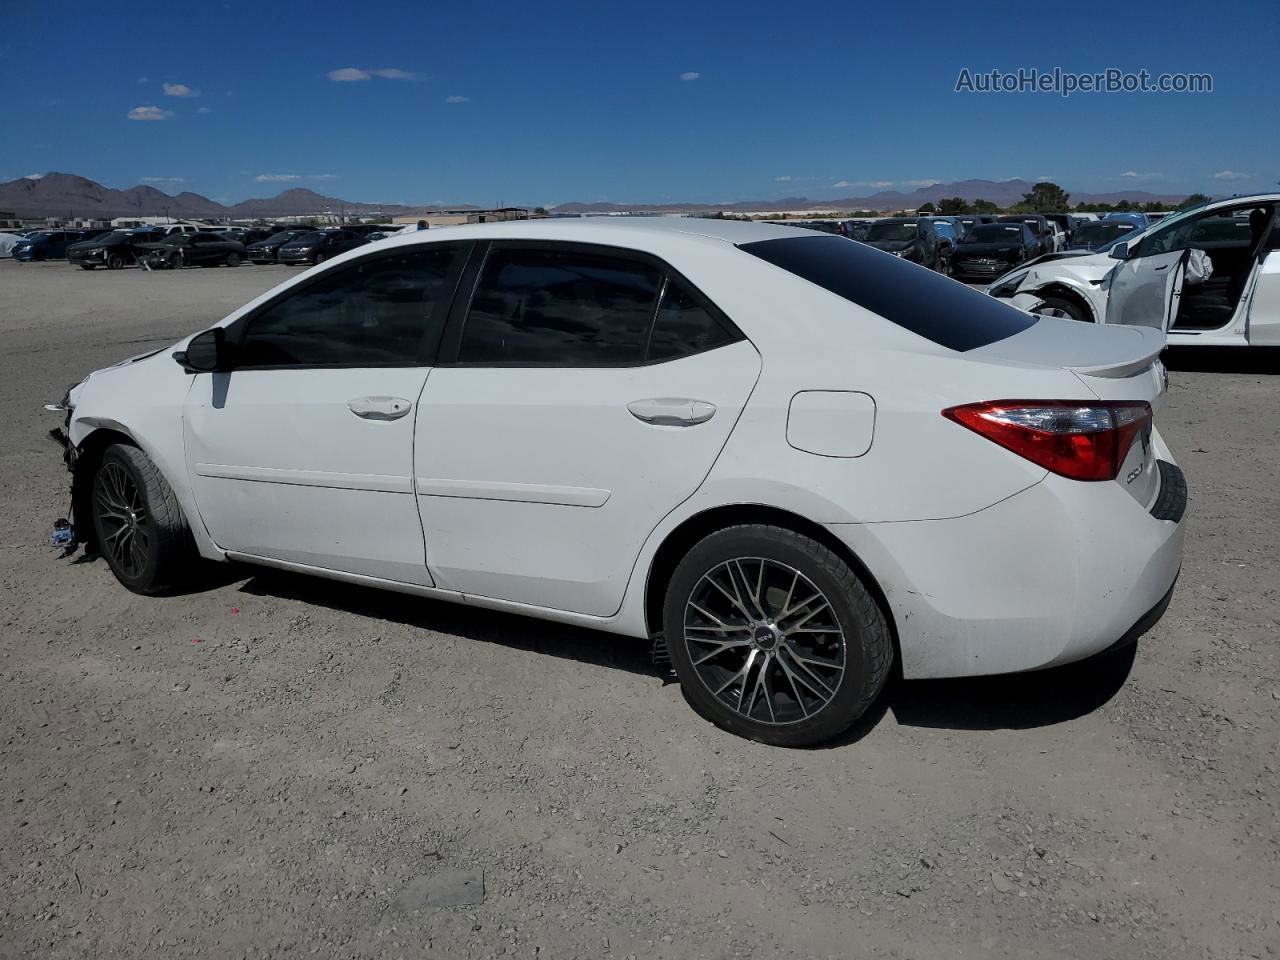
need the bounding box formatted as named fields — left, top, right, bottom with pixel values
left=954, top=214, right=998, bottom=237
left=47, top=218, right=1184, bottom=746
left=1103, top=212, right=1151, bottom=230
left=137, top=231, right=247, bottom=269
left=218, top=228, right=273, bottom=247
left=928, top=218, right=965, bottom=265
left=0, top=232, right=24, bottom=259
left=996, top=215, right=1054, bottom=257
left=245, top=229, right=314, bottom=264
left=12, top=230, right=102, bottom=261
left=343, top=223, right=396, bottom=238
left=67, top=228, right=167, bottom=270
left=861, top=217, right=946, bottom=270
left=840, top=219, right=873, bottom=240
left=1067, top=218, right=1143, bottom=252
left=1042, top=213, right=1079, bottom=246
left=792, top=220, right=843, bottom=234
left=948, top=222, right=1040, bottom=281
left=276, top=228, right=368, bottom=265
left=991, top=194, right=1280, bottom=346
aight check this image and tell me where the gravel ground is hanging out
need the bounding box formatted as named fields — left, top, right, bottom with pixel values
left=1, top=260, right=1277, bottom=960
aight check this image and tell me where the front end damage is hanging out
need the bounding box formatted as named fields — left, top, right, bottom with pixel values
left=45, top=392, right=91, bottom=557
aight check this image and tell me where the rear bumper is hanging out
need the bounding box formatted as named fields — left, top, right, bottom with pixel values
left=825, top=458, right=1186, bottom=679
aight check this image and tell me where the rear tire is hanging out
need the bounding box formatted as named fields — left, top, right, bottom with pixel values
left=663, top=524, right=892, bottom=747
left=225, top=252, right=241, bottom=267
left=312, top=251, right=327, bottom=265
left=90, top=444, right=195, bottom=595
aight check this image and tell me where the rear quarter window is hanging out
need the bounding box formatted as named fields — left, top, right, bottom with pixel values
left=739, top=235, right=1036, bottom=352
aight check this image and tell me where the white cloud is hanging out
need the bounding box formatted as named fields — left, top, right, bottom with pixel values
left=370, top=68, right=416, bottom=80
left=1214, top=169, right=1249, bottom=180
left=311, top=173, right=338, bottom=181
left=328, top=68, right=371, bottom=82
left=142, top=177, right=185, bottom=183
left=774, top=175, right=792, bottom=182
left=1035, top=175, right=1054, bottom=182
left=902, top=179, right=942, bottom=188
left=256, top=174, right=302, bottom=183
left=196, top=106, right=212, bottom=114
left=137, top=76, right=149, bottom=84
left=680, top=71, right=700, bottom=81
left=24, top=173, right=44, bottom=180
left=445, top=95, right=470, bottom=103
left=163, top=82, right=200, bottom=98
left=128, top=105, right=172, bottom=121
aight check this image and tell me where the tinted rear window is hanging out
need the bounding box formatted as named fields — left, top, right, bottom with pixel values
left=739, top=235, right=1036, bottom=352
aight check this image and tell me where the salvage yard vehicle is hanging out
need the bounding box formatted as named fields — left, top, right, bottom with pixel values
left=997, top=215, right=1055, bottom=257
left=47, top=219, right=1185, bottom=746
left=948, top=221, right=1039, bottom=281
left=1067, top=218, right=1140, bottom=252
left=276, top=228, right=367, bottom=265
left=862, top=217, right=946, bottom=271
left=994, top=194, right=1280, bottom=345
left=137, top=231, right=247, bottom=269
left=11, top=229, right=103, bottom=261
left=67, top=228, right=165, bottom=270
left=245, top=229, right=313, bottom=264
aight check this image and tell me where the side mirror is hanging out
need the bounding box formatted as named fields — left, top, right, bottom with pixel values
left=1109, top=241, right=1130, bottom=260
left=173, top=328, right=227, bottom=373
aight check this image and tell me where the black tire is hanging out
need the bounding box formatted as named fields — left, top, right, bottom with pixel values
left=107, top=254, right=125, bottom=270
left=80, top=264, right=96, bottom=271
left=312, top=251, right=327, bottom=265
left=225, top=252, right=240, bottom=267
left=1033, top=296, right=1091, bottom=323
left=169, top=252, right=184, bottom=269
left=663, top=524, right=892, bottom=747
left=90, top=444, right=194, bottom=595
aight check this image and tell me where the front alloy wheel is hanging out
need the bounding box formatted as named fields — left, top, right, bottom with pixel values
left=94, top=459, right=151, bottom=582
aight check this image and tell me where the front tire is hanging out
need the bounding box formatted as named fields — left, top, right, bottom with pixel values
left=107, top=254, right=125, bottom=270
left=1033, top=296, right=1091, bottom=323
left=169, top=252, right=185, bottom=269
left=663, top=525, right=892, bottom=747
left=90, top=444, right=194, bottom=595
left=225, top=252, right=240, bottom=267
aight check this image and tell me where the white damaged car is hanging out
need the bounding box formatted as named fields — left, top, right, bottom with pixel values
left=991, top=194, right=1280, bottom=347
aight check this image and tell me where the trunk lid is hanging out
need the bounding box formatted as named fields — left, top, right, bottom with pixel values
left=970, top=315, right=1169, bottom=507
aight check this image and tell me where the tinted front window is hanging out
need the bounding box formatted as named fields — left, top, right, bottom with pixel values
left=237, top=247, right=459, bottom=367
left=458, top=246, right=662, bottom=365
left=647, top=279, right=734, bottom=362
left=739, top=235, right=1036, bottom=352
left=965, top=224, right=1024, bottom=243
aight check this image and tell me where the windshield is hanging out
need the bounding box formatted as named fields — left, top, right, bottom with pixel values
left=1073, top=222, right=1133, bottom=246
left=290, top=231, right=324, bottom=244
left=740, top=235, right=1036, bottom=352
left=865, top=222, right=917, bottom=243
left=262, top=231, right=298, bottom=243
left=964, top=224, right=1023, bottom=243
left=93, top=231, right=132, bottom=243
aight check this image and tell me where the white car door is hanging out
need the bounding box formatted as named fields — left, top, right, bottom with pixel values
left=414, top=241, right=761, bottom=617
left=1105, top=248, right=1186, bottom=330
left=183, top=244, right=467, bottom=584
left=1249, top=244, right=1280, bottom=345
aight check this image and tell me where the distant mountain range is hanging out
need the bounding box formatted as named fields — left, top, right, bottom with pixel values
left=0, top=172, right=1196, bottom=220
left=552, top=179, right=1193, bottom=214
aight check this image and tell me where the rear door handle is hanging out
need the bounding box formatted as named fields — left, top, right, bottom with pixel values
left=348, top=396, right=412, bottom=421
left=627, top=398, right=716, bottom=426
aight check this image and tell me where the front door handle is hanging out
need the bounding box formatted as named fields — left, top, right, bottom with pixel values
left=627, top=398, right=716, bottom=427
left=348, top=396, right=412, bottom=421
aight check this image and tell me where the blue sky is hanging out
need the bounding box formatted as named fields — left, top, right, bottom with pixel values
left=3, top=0, right=1277, bottom=206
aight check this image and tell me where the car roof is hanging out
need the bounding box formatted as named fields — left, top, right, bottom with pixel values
left=376, top=216, right=807, bottom=254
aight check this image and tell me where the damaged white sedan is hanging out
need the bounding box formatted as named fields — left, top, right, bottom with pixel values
left=48, top=218, right=1185, bottom=746
left=991, top=194, right=1280, bottom=347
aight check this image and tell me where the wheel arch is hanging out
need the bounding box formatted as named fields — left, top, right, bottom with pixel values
left=1032, top=282, right=1097, bottom=322
left=642, top=503, right=898, bottom=658
left=70, top=427, right=140, bottom=553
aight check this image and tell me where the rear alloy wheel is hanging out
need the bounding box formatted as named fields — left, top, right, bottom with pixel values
left=664, top=525, right=892, bottom=746
left=225, top=252, right=240, bottom=267
left=107, top=254, right=125, bottom=270
left=90, top=444, right=194, bottom=595
left=1032, top=296, right=1091, bottom=323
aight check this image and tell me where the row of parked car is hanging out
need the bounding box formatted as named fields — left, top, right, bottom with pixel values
left=0, top=222, right=412, bottom=270
left=788, top=212, right=1160, bottom=282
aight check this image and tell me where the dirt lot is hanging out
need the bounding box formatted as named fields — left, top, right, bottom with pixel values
left=1, top=259, right=1277, bottom=960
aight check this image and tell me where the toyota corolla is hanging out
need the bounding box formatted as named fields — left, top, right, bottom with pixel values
left=47, top=219, right=1185, bottom=746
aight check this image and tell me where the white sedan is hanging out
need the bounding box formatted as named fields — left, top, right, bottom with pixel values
left=992, top=194, right=1280, bottom=347
left=49, top=218, right=1185, bottom=746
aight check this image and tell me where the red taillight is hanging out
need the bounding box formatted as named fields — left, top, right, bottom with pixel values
left=942, top=400, right=1152, bottom=482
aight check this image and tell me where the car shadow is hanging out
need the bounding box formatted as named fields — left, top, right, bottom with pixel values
left=235, top=566, right=656, bottom=678
left=1164, top=345, right=1280, bottom=374
left=229, top=565, right=1137, bottom=740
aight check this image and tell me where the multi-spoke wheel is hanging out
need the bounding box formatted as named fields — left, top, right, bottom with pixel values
left=89, top=444, right=195, bottom=595
left=664, top=525, right=892, bottom=746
